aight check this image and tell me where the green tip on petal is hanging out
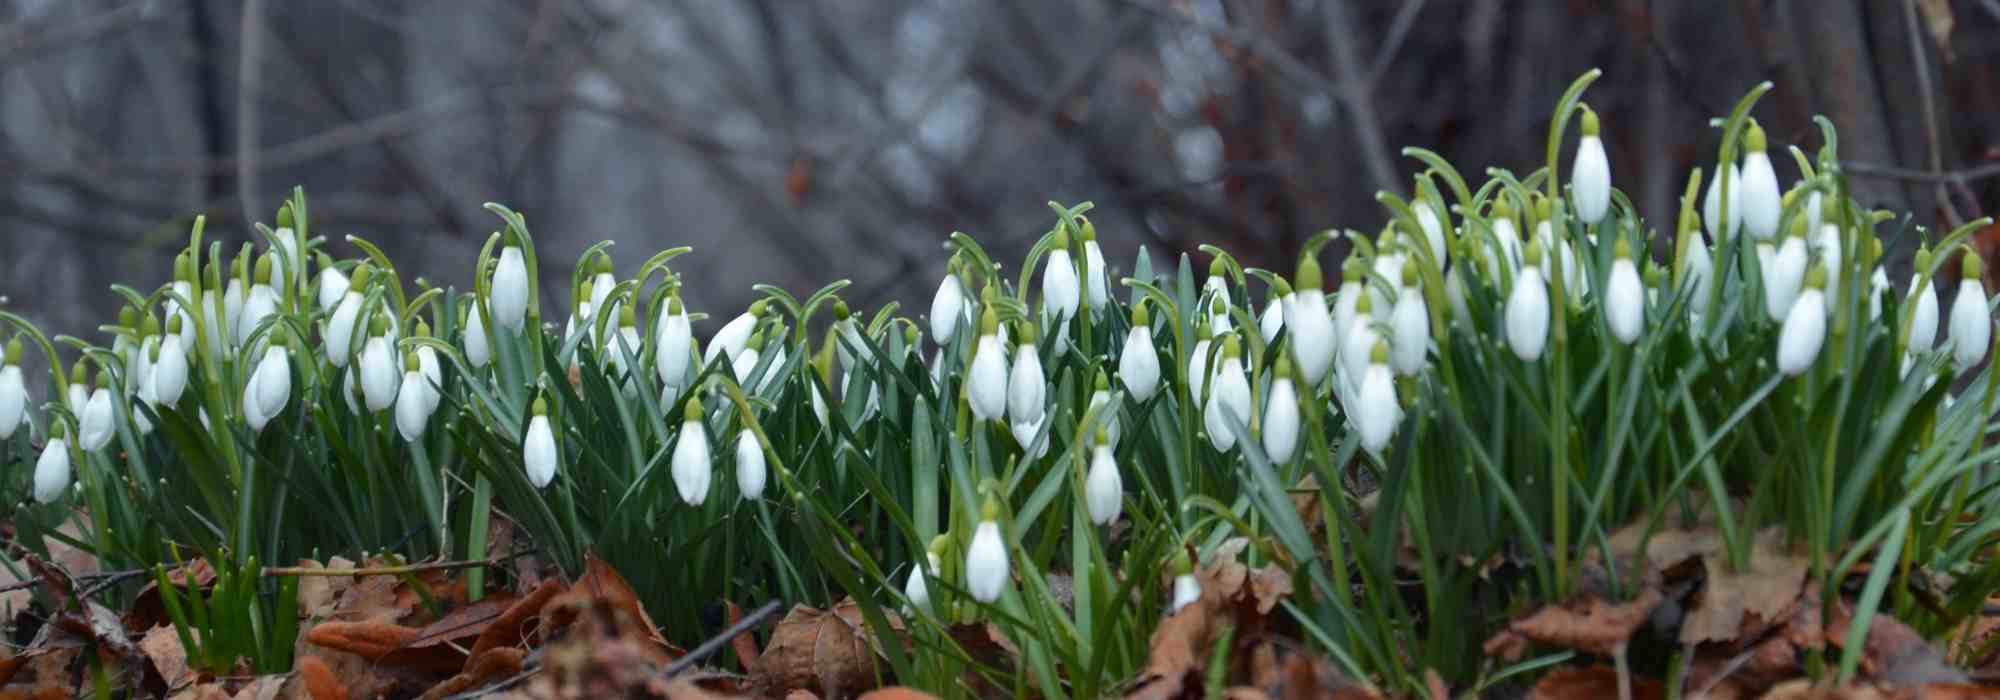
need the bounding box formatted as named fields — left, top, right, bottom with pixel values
left=979, top=307, right=1000, bottom=337
left=1532, top=195, right=1552, bottom=224
left=1805, top=263, right=1828, bottom=290
left=749, top=299, right=769, bottom=317
left=4, top=337, right=21, bottom=364
left=1079, top=216, right=1097, bottom=242
left=1173, top=547, right=1194, bottom=575
left=1093, top=370, right=1109, bottom=392
left=254, top=254, right=273, bottom=285
left=618, top=302, right=637, bottom=327
left=1222, top=335, right=1242, bottom=359
left=1400, top=259, right=1419, bottom=286
left=368, top=314, right=390, bottom=337
left=1579, top=105, right=1600, bottom=137
left=70, top=362, right=88, bottom=385
left=1131, top=301, right=1150, bottom=327
left=269, top=330, right=289, bottom=348
left=980, top=494, right=1001, bottom=522
left=682, top=397, right=702, bottom=423
left=668, top=295, right=684, bottom=315
left=1613, top=237, right=1632, bottom=260
left=532, top=397, right=548, bottom=417
left=1275, top=354, right=1293, bottom=379
left=141, top=313, right=161, bottom=336
left=1094, top=426, right=1108, bottom=446
left=351, top=262, right=374, bottom=288
left=928, top=534, right=951, bottom=557
left=1525, top=240, right=1546, bottom=266
left=404, top=351, right=421, bottom=372
left=1644, top=262, right=1665, bottom=287
left=1916, top=246, right=1933, bottom=272
left=1195, top=321, right=1212, bottom=342
left=746, top=329, right=767, bottom=352
left=276, top=202, right=294, bottom=230
left=117, top=305, right=137, bottom=328
left=1270, top=277, right=1294, bottom=298
left=1867, top=237, right=1883, bottom=265
left=1053, top=229, right=1071, bottom=249
left=95, top=368, right=110, bottom=389
left=1208, top=296, right=1226, bottom=315
left=503, top=227, right=522, bottom=248
left=1788, top=214, right=1808, bottom=239
left=1489, top=199, right=1514, bottom=222
left=1744, top=120, right=1768, bottom=153
left=165, top=314, right=183, bottom=334
left=832, top=300, right=851, bottom=321
left=1209, top=257, right=1227, bottom=277
left=1015, top=321, right=1036, bottom=345
left=1295, top=254, right=1323, bottom=292
left=1340, top=258, right=1361, bottom=282
left=594, top=255, right=613, bottom=276
left=1370, top=341, right=1389, bottom=365
left=317, top=252, right=336, bottom=270
left=904, top=324, right=920, bottom=346
left=1964, top=249, right=1985, bottom=278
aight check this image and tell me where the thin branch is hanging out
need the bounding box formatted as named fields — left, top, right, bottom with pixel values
left=1842, top=161, right=2000, bottom=185
left=1319, top=0, right=1401, bottom=194
left=0, top=1, right=160, bottom=66
left=658, top=599, right=783, bottom=679
left=1901, top=0, right=1958, bottom=227
left=1364, top=0, right=1427, bottom=88
left=237, top=0, right=267, bottom=231
left=261, top=552, right=532, bottom=577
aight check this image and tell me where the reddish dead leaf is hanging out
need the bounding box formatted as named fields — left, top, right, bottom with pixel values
left=1683, top=529, right=1809, bottom=646
left=0, top=654, right=31, bottom=688
left=141, top=625, right=195, bottom=691
left=418, top=647, right=524, bottom=700
left=470, top=577, right=563, bottom=659
left=297, top=655, right=346, bottom=700
left=294, top=557, right=358, bottom=620
left=228, top=675, right=288, bottom=700
left=302, top=621, right=464, bottom=674
left=126, top=560, right=219, bottom=634
left=167, top=682, right=233, bottom=700
left=784, top=690, right=819, bottom=700
left=726, top=601, right=762, bottom=673
left=858, top=688, right=941, bottom=700
left=1125, top=593, right=1211, bottom=700
left=1494, top=587, right=1663, bottom=657
left=545, top=552, right=676, bottom=655
left=1528, top=665, right=1663, bottom=700
left=330, top=571, right=408, bottom=624
left=753, top=601, right=890, bottom=698
left=404, top=594, right=518, bottom=650
left=1247, top=566, right=1293, bottom=616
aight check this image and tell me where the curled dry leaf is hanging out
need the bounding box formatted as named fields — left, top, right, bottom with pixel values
left=297, top=655, right=347, bottom=700
left=140, top=625, right=195, bottom=691
left=294, top=557, right=358, bottom=620
left=753, top=600, right=891, bottom=698
left=857, top=687, right=942, bottom=700
left=1487, top=587, right=1663, bottom=657
left=417, top=647, right=525, bottom=700
left=545, top=552, right=676, bottom=655
left=1682, top=529, right=1809, bottom=646
left=302, top=620, right=466, bottom=674
left=1527, top=665, right=1662, bottom=700
left=470, top=578, right=563, bottom=659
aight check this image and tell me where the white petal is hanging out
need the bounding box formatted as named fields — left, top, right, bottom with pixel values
left=1118, top=328, right=1160, bottom=401
left=396, top=371, right=432, bottom=441
left=79, top=389, right=115, bottom=452
left=1007, top=345, right=1045, bottom=426
left=1605, top=259, right=1644, bottom=344
left=1355, top=365, right=1399, bottom=452
left=1085, top=445, right=1123, bottom=525
left=492, top=247, right=530, bottom=331
left=0, top=366, right=25, bottom=439
left=317, top=265, right=350, bottom=314
left=1741, top=153, right=1781, bottom=241
left=735, top=430, right=766, bottom=500
left=1950, top=280, right=1991, bottom=370
left=464, top=308, right=491, bottom=368
left=1170, top=574, right=1202, bottom=613
left=153, top=336, right=188, bottom=407
left=326, top=293, right=363, bottom=366
left=1704, top=164, right=1744, bottom=240
left=657, top=310, right=692, bottom=385
left=524, top=415, right=557, bottom=488
left=1909, top=274, right=1939, bottom=353
left=1043, top=250, right=1080, bottom=321
left=929, top=275, right=964, bottom=344
left=707, top=312, right=757, bottom=364
left=966, top=521, right=1010, bottom=603
left=968, top=335, right=1009, bottom=421
left=672, top=419, right=712, bottom=505
left=1765, top=238, right=1807, bottom=319
left=1505, top=266, right=1549, bottom=361
left=1084, top=240, right=1109, bottom=310
left=1573, top=136, right=1611, bottom=224
left=1777, top=290, right=1827, bottom=376
left=1390, top=289, right=1429, bottom=374
left=1186, top=340, right=1212, bottom=405
left=1203, top=358, right=1250, bottom=451
left=359, top=338, right=400, bottom=412
left=34, top=438, right=71, bottom=503
left=1261, top=378, right=1299, bottom=464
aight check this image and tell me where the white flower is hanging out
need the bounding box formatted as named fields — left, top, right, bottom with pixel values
left=223, top=275, right=245, bottom=347
left=1354, top=343, right=1400, bottom=453
left=656, top=296, right=692, bottom=387
left=588, top=257, right=615, bottom=318
left=270, top=223, right=298, bottom=292
left=966, top=512, right=1010, bottom=603
left=1370, top=250, right=1404, bottom=326
left=1445, top=268, right=1470, bottom=328
left=1415, top=202, right=1447, bottom=266
left=34, top=433, right=71, bottom=503
left=523, top=400, right=557, bottom=488
left=1814, top=224, right=1843, bottom=303
left=1805, top=190, right=1824, bottom=237
left=491, top=242, right=530, bottom=332
left=1007, top=334, right=1045, bottom=426
left=1389, top=265, right=1429, bottom=375
left=1765, top=232, right=1807, bottom=320
left=967, top=311, right=1010, bottom=421
left=1170, top=573, right=1202, bottom=613
left=358, top=319, right=400, bottom=412
left=1332, top=263, right=1362, bottom=344
left=238, top=279, right=277, bottom=348
left=1949, top=259, right=1991, bottom=371
left=1491, top=207, right=1524, bottom=277
left=1506, top=248, right=1550, bottom=361
left=1340, top=294, right=1382, bottom=384
left=1605, top=239, right=1644, bottom=344
left=326, top=263, right=371, bottom=367
left=1085, top=439, right=1123, bottom=525
left=153, top=327, right=188, bottom=407
left=1259, top=293, right=1288, bottom=344
left=735, top=429, right=766, bottom=500
left=1086, top=376, right=1120, bottom=448
left=1778, top=274, right=1827, bottom=377
left=1261, top=363, right=1300, bottom=464
left=905, top=552, right=941, bottom=614
left=1083, top=234, right=1109, bottom=311
left=1289, top=258, right=1337, bottom=387
left=1740, top=124, right=1781, bottom=241
left=1187, top=332, right=1213, bottom=406
left=930, top=268, right=966, bottom=345
left=67, top=376, right=88, bottom=415
left=316, top=255, right=349, bottom=314
left=1572, top=107, right=1611, bottom=225
left=1203, top=338, right=1251, bottom=451
left=201, top=289, right=226, bottom=356
left=1118, top=308, right=1161, bottom=401
left=132, top=335, right=157, bottom=414
left=79, top=385, right=114, bottom=452
left=706, top=301, right=763, bottom=364
left=1704, top=163, right=1745, bottom=241
left=464, top=305, right=492, bottom=369
left=0, top=341, right=24, bottom=440
left=245, top=343, right=291, bottom=433
left=1043, top=232, right=1081, bottom=324
left=395, top=360, right=432, bottom=441
left=1868, top=267, right=1890, bottom=321
left=672, top=399, right=712, bottom=505
left=1683, top=232, right=1715, bottom=319
left=1909, top=272, right=1939, bottom=354
left=1009, top=415, right=1049, bottom=461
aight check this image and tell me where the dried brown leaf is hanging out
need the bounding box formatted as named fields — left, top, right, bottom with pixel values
left=418, top=647, right=524, bottom=700
left=753, top=601, right=886, bottom=698
left=1503, top=587, right=1662, bottom=656
left=141, top=625, right=195, bottom=691
left=858, top=688, right=942, bottom=700
left=294, top=557, right=358, bottom=620
left=1528, top=665, right=1663, bottom=700
left=545, top=552, right=676, bottom=655
left=297, top=655, right=347, bottom=700
left=470, top=578, right=562, bottom=659
left=1683, top=530, right=1808, bottom=646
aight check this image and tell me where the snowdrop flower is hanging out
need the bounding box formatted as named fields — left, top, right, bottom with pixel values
left=1007, top=324, right=1045, bottom=426
left=395, top=353, right=433, bottom=442
left=358, top=316, right=400, bottom=412
left=34, top=424, right=72, bottom=504
left=1679, top=225, right=1715, bottom=320
left=463, top=304, right=491, bottom=369
left=1370, top=245, right=1404, bottom=326
left=966, top=497, right=1010, bottom=604
left=587, top=255, right=616, bottom=319
left=1814, top=223, right=1844, bottom=303
left=1288, top=254, right=1337, bottom=387
left=1203, top=257, right=1231, bottom=307
left=244, top=335, right=291, bottom=433
left=735, top=429, right=766, bottom=500
left=830, top=300, right=871, bottom=375
left=1009, top=414, right=1049, bottom=461
left=1187, top=323, right=1214, bottom=404
left=1086, top=372, right=1119, bottom=448
left=1340, top=293, right=1382, bottom=387
left=1864, top=238, right=1888, bottom=320
left=325, top=263, right=372, bottom=367
left=966, top=309, right=1009, bottom=421
left=491, top=231, right=530, bottom=332
left=523, top=398, right=557, bottom=488
left=732, top=329, right=767, bottom=389
left=1605, top=238, right=1644, bottom=344
left=270, top=204, right=298, bottom=292
left=1907, top=247, right=1940, bottom=356
left=905, top=546, right=943, bottom=615
left=223, top=258, right=246, bottom=348
left=1950, top=252, right=1992, bottom=371
left=672, top=398, right=712, bottom=505
left=166, top=252, right=197, bottom=350
left=1354, top=342, right=1400, bottom=453
left=0, top=338, right=23, bottom=439
left=316, top=254, right=349, bottom=314
left=112, top=306, right=138, bottom=395
left=1572, top=105, right=1611, bottom=225
left=1084, top=429, right=1122, bottom=525
left=707, top=300, right=765, bottom=365
left=1489, top=201, right=1524, bottom=278
left=562, top=279, right=597, bottom=350
left=78, top=375, right=115, bottom=452
left=1169, top=555, right=1202, bottom=614
left=1704, top=163, right=1745, bottom=242
left=1119, top=304, right=1161, bottom=401
left=1259, top=280, right=1292, bottom=344
left=1739, top=122, right=1782, bottom=242
left=1203, top=337, right=1251, bottom=451
left=1765, top=220, right=1808, bottom=320
left=1389, top=261, right=1429, bottom=375
left=1506, top=242, right=1550, bottom=361
left=66, top=363, right=89, bottom=415
left=1777, top=265, right=1828, bottom=376
left=930, top=260, right=967, bottom=345
left=606, top=304, right=643, bottom=383
left=1331, top=261, right=1362, bottom=348
left=1081, top=217, right=1109, bottom=311
left=1043, top=230, right=1081, bottom=324
left=153, top=316, right=189, bottom=407
left=656, top=294, right=692, bottom=388
left=237, top=255, right=278, bottom=348
left=1445, top=263, right=1470, bottom=328
left=1415, top=201, right=1448, bottom=267
left=1262, top=357, right=1300, bottom=464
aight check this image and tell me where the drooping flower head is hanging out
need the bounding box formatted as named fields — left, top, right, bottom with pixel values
left=1571, top=104, right=1611, bottom=225
left=1118, top=301, right=1161, bottom=401
left=673, top=397, right=712, bottom=505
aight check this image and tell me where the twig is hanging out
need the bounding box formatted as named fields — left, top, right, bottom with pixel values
left=261, top=552, right=533, bottom=578
left=1319, top=0, right=1401, bottom=194
left=0, top=567, right=147, bottom=595
left=1365, top=0, right=1428, bottom=89
left=237, top=0, right=267, bottom=232
left=658, top=599, right=784, bottom=680
left=1842, top=161, right=2000, bottom=185
left=1901, top=0, right=1959, bottom=227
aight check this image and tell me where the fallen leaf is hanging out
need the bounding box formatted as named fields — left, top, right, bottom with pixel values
left=297, top=655, right=346, bottom=700
left=126, top=560, right=219, bottom=634
left=753, top=601, right=887, bottom=698
left=141, top=625, right=195, bottom=691
left=545, top=552, right=676, bottom=655
left=418, top=647, right=524, bottom=700
left=1496, top=587, right=1663, bottom=657
left=294, top=557, right=358, bottom=620
left=302, top=621, right=465, bottom=674
left=1125, top=593, right=1212, bottom=699
left=331, top=570, right=408, bottom=624
left=858, top=688, right=941, bottom=700
left=470, top=577, right=562, bottom=659
left=1527, top=665, right=1662, bottom=700
left=726, top=601, right=762, bottom=673
left=1247, top=566, right=1293, bottom=615
left=228, top=675, right=288, bottom=700
left=1682, top=529, right=1808, bottom=646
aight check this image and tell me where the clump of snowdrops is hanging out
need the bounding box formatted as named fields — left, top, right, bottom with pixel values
left=0, top=72, right=1995, bottom=695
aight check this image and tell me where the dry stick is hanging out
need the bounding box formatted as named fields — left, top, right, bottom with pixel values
left=261, top=551, right=534, bottom=578
left=658, top=599, right=784, bottom=680
left=1900, top=0, right=1960, bottom=228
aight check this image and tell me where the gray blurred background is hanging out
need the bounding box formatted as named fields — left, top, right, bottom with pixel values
left=3, top=0, right=1998, bottom=349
